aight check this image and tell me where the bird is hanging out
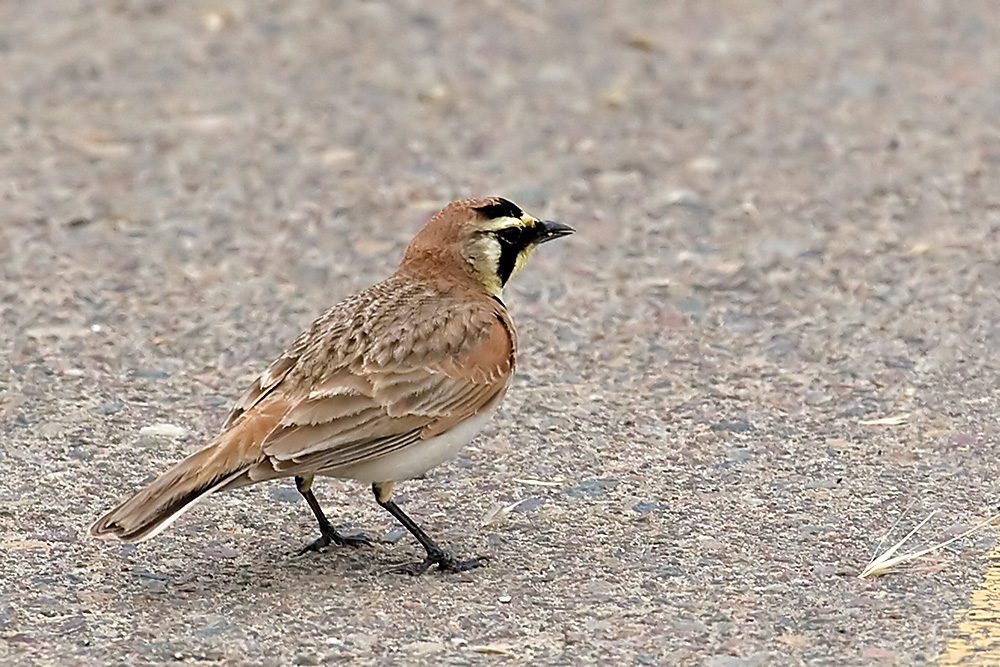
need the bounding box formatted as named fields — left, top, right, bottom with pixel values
left=90, top=196, right=573, bottom=575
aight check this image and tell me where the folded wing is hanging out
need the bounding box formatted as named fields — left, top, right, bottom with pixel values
left=228, top=297, right=516, bottom=483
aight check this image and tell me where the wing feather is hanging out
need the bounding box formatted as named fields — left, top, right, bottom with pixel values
left=231, top=290, right=516, bottom=478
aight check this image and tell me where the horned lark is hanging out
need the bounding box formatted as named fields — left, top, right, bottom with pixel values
left=90, top=197, right=573, bottom=575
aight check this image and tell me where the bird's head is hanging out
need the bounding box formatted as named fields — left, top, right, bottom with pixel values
left=400, top=197, right=574, bottom=297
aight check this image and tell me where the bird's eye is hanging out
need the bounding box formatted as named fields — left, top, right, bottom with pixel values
left=494, top=226, right=525, bottom=248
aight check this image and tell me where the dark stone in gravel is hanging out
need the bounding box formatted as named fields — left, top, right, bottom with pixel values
left=712, top=420, right=756, bottom=433
left=202, top=544, right=238, bottom=559
left=514, top=497, right=546, bottom=513
left=632, top=501, right=669, bottom=515
left=564, top=478, right=620, bottom=498
left=129, top=369, right=170, bottom=380
left=99, top=401, right=124, bottom=415
left=727, top=447, right=754, bottom=463
left=67, top=444, right=94, bottom=461
left=268, top=487, right=302, bottom=503
left=382, top=528, right=408, bottom=544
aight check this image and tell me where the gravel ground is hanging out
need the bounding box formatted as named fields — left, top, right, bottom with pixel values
left=3, top=1, right=1000, bottom=665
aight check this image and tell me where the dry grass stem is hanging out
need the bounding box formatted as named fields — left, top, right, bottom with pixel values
left=858, top=413, right=912, bottom=426
left=860, top=510, right=1000, bottom=579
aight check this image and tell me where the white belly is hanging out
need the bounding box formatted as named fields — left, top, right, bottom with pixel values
left=329, top=409, right=496, bottom=484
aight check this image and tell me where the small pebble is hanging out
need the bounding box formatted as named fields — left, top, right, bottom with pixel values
left=138, top=423, right=187, bottom=439
left=268, top=487, right=301, bottom=503
left=202, top=544, right=238, bottom=559
left=514, top=497, right=545, bottom=513
left=99, top=401, right=123, bottom=415
left=383, top=527, right=408, bottom=544
left=632, top=501, right=668, bottom=515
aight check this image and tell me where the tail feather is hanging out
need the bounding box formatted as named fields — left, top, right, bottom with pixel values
left=89, top=447, right=248, bottom=542
left=90, top=397, right=289, bottom=542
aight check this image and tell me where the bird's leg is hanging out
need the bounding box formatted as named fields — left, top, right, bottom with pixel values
left=372, top=482, right=488, bottom=575
left=294, top=475, right=370, bottom=554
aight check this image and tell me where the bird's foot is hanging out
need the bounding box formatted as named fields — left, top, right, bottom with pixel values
left=296, top=525, right=371, bottom=555
left=387, top=548, right=489, bottom=576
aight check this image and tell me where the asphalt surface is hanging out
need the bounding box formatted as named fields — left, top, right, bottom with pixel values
left=3, top=1, right=1000, bottom=665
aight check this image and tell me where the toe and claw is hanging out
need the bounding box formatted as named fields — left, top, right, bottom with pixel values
left=372, top=483, right=487, bottom=576
left=296, top=525, right=371, bottom=556
left=293, top=477, right=488, bottom=575
left=388, top=550, right=489, bottom=576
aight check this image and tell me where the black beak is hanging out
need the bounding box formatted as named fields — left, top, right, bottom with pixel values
left=535, top=219, right=575, bottom=244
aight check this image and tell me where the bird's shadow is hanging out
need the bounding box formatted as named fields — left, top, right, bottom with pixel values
left=117, top=533, right=488, bottom=603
